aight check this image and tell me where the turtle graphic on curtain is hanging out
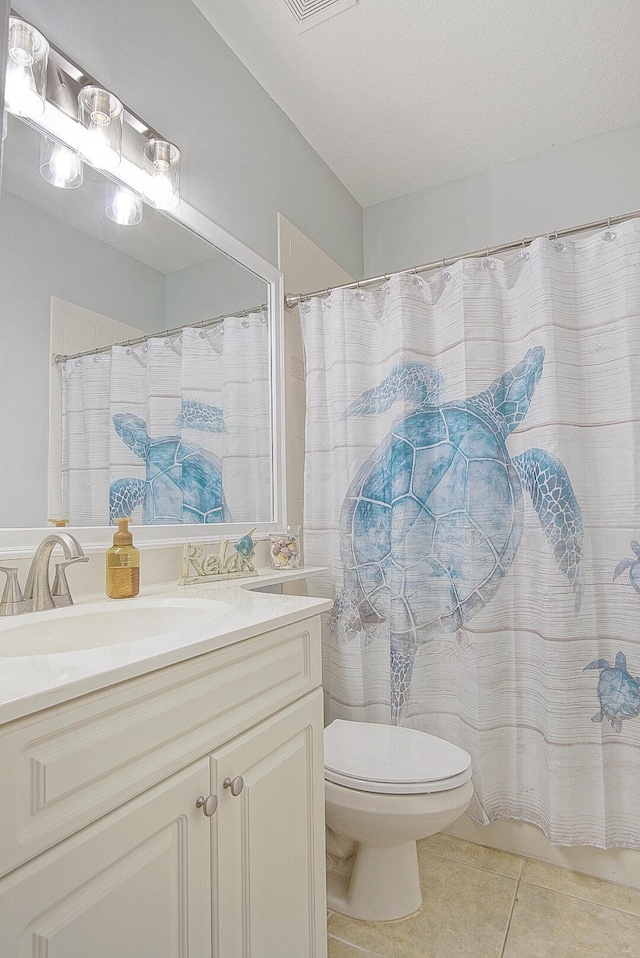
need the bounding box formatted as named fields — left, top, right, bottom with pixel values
left=334, top=346, right=584, bottom=722
left=109, top=400, right=231, bottom=524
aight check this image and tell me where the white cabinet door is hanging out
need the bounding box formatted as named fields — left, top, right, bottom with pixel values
left=0, top=759, right=212, bottom=958
left=212, top=689, right=327, bottom=958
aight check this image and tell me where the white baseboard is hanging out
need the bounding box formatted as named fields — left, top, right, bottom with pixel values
left=445, top=816, right=640, bottom=889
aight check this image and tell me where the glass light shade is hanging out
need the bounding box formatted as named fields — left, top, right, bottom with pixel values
left=4, top=18, right=49, bottom=119
left=105, top=182, right=143, bottom=226
left=77, top=85, right=123, bottom=171
left=40, top=136, right=83, bottom=189
left=142, top=139, right=180, bottom=210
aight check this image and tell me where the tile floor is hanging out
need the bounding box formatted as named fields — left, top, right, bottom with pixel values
left=327, top=833, right=640, bottom=957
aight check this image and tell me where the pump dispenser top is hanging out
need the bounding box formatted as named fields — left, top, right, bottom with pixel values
left=113, top=518, right=133, bottom=546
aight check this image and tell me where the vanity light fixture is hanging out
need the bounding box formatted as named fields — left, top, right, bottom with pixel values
left=40, top=136, right=83, bottom=189
left=4, top=22, right=182, bottom=213
left=142, top=138, right=181, bottom=210
left=77, top=85, right=123, bottom=171
left=105, top=182, right=143, bottom=226
left=4, top=17, right=49, bottom=119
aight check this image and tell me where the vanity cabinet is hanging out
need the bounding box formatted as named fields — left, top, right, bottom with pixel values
left=0, top=614, right=327, bottom=957
left=0, top=759, right=214, bottom=957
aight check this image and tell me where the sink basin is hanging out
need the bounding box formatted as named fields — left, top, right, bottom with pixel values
left=0, top=597, right=230, bottom=656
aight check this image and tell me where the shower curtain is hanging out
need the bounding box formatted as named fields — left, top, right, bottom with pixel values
left=303, top=221, right=640, bottom=847
left=60, top=310, right=270, bottom=525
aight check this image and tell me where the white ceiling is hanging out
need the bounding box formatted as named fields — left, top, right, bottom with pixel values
left=193, top=0, right=640, bottom=208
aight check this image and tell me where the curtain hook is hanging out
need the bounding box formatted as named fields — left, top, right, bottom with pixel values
left=442, top=258, right=447, bottom=268
left=607, top=216, right=611, bottom=229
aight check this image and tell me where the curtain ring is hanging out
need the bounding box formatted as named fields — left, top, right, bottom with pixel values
left=441, top=258, right=447, bottom=268
left=607, top=217, right=611, bottom=229
left=413, top=266, right=418, bottom=275
left=384, top=274, right=389, bottom=283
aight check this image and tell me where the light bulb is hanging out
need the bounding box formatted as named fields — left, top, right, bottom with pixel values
left=80, top=125, right=118, bottom=169
left=40, top=137, right=83, bottom=189
left=143, top=139, right=180, bottom=210
left=106, top=184, right=143, bottom=226
left=4, top=19, right=48, bottom=118
left=5, top=59, right=39, bottom=116
left=144, top=170, right=178, bottom=210
left=77, top=86, right=123, bottom=171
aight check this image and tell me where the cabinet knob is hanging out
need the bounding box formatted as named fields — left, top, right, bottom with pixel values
left=223, top=775, right=244, bottom=797
left=195, top=793, right=218, bottom=817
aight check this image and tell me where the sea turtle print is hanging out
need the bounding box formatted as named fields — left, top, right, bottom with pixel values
left=583, top=652, right=640, bottom=733
left=109, top=400, right=230, bottom=524
left=335, top=346, right=584, bottom=723
left=613, top=541, right=640, bottom=594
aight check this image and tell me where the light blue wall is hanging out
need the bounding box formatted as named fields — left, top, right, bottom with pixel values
left=0, top=191, right=166, bottom=527
left=15, top=0, right=364, bottom=280
left=364, top=122, right=640, bottom=276
left=1, top=193, right=166, bottom=332
left=165, top=256, right=268, bottom=328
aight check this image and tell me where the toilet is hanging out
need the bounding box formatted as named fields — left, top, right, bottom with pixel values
left=324, top=719, right=473, bottom=922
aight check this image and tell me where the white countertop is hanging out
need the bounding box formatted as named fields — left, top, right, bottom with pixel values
left=0, top=568, right=332, bottom=726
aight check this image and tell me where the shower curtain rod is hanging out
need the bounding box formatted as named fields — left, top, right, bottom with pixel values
left=54, top=303, right=268, bottom=365
left=284, top=208, right=640, bottom=309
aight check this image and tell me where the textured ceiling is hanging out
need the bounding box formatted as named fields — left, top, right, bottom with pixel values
left=192, top=0, right=640, bottom=207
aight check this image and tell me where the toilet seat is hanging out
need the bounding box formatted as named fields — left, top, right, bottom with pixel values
left=324, top=720, right=472, bottom=795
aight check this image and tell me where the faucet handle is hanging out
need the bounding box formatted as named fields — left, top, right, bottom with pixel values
left=52, top=556, right=89, bottom=608
left=0, top=566, right=24, bottom=616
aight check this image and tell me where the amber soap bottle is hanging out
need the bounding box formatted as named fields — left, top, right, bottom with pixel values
left=106, top=518, right=140, bottom=599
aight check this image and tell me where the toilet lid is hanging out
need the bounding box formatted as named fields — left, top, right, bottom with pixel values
left=324, top=720, right=472, bottom=794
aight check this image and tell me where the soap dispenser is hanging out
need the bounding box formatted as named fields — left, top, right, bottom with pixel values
left=106, top=518, right=140, bottom=599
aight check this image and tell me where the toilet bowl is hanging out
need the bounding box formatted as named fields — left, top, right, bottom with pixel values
left=324, top=720, right=473, bottom=922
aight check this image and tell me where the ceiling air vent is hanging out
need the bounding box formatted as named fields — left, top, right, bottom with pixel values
left=283, top=0, right=358, bottom=33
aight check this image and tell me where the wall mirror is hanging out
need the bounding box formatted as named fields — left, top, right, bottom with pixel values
left=0, top=68, right=285, bottom=549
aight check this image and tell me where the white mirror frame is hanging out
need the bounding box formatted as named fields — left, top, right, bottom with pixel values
left=0, top=95, right=287, bottom=558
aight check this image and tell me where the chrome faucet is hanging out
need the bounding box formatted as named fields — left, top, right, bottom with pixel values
left=0, top=533, right=88, bottom=616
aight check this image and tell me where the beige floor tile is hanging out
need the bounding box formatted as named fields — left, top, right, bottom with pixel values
left=328, top=856, right=517, bottom=958
left=521, top=858, right=640, bottom=917
left=419, top=833, right=524, bottom=879
left=328, top=936, right=383, bottom=957
left=503, top=883, right=640, bottom=958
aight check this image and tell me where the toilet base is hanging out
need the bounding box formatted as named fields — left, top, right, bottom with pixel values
left=327, top=839, right=422, bottom=922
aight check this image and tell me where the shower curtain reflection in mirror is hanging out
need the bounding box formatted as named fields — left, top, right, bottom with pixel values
left=59, top=311, right=271, bottom=525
